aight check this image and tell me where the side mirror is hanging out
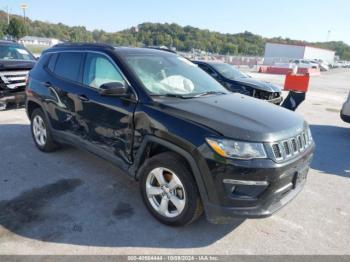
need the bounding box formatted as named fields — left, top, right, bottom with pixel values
left=98, top=82, right=128, bottom=96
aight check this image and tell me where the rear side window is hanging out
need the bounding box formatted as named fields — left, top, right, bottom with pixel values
left=54, top=52, right=84, bottom=82
left=47, top=53, right=58, bottom=72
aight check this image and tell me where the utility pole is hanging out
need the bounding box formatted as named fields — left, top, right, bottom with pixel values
left=6, top=5, right=9, bottom=25
left=326, top=30, right=331, bottom=42
left=1, top=5, right=10, bottom=25
left=20, top=4, right=28, bottom=24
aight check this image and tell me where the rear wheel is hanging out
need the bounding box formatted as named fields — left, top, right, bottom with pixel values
left=140, top=152, right=203, bottom=226
left=30, top=108, right=59, bottom=152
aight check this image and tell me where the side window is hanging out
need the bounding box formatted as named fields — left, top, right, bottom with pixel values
left=47, top=53, right=58, bottom=72
left=83, top=53, right=125, bottom=89
left=54, top=52, right=84, bottom=82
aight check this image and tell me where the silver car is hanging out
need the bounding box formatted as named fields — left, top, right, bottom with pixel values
left=341, top=91, right=350, bottom=123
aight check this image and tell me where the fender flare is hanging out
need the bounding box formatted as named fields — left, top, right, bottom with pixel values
left=131, top=135, right=210, bottom=205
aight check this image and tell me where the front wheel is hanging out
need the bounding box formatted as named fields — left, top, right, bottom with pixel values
left=139, top=152, right=203, bottom=226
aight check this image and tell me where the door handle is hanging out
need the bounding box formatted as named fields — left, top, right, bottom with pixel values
left=78, top=94, right=89, bottom=102
left=44, top=81, right=52, bottom=87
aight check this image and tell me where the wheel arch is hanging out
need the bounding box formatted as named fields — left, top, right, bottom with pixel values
left=26, top=100, right=42, bottom=119
left=131, top=136, right=210, bottom=205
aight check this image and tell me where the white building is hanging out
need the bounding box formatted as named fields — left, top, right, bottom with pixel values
left=19, top=36, right=62, bottom=47
left=264, top=42, right=335, bottom=65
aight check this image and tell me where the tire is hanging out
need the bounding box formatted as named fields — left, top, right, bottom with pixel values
left=30, top=108, right=59, bottom=152
left=139, top=152, right=203, bottom=226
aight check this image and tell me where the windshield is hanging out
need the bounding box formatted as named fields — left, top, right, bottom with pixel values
left=210, top=63, right=249, bottom=80
left=123, top=53, right=227, bottom=96
left=0, top=45, right=35, bottom=61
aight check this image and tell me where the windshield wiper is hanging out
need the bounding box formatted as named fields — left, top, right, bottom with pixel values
left=151, top=91, right=226, bottom=99
left=192, top=91, right=227, bottom=97
left=151, top=93, right=192, bottom=99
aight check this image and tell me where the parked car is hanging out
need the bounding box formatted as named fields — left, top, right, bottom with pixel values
left=26, top=43, right=315, bottom=226
left=291, top=59, right=319, bottom=69
left=312, top=59, right=330, bottom=71
left=332, top=61, right=350, bottom=68
left=341, top=91, right=350, bottom=123
left=193, top=61, right=283, bottom=105
left=0, top=40, right=36, bottom=110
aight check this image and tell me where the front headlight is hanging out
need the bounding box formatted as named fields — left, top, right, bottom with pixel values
left=206, top=138, right=267, bottom=160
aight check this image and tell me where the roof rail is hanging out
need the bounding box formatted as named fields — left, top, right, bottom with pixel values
left=52, top=42, right=115, bottom=50
left=145, top=46, right=177, bottom=54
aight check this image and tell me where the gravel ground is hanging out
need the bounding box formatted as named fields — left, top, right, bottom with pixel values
left=0, top=69, right=349, bottom=255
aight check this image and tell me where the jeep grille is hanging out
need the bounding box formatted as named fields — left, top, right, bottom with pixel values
left=268, top=130, right=312, bottom=162
left=0, top=70, right=29, bottom=91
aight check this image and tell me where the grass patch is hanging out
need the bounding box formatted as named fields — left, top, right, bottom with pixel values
left=24, top=45, right=49, bottom=55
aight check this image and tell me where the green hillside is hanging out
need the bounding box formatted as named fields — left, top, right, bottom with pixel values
left=1, top=11, right=349, bottom=59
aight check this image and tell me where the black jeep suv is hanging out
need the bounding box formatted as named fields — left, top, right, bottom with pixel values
left=26, top=43, right=315, bottom=226
left=193, top=61, right=283, bottom=105
left=0, top=40, right=36, bottom=110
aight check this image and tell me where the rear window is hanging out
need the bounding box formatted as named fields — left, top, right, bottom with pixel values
left=54, top=52, right=84, bottom=82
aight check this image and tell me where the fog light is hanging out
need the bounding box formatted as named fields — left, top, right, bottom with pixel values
left=223, top=179, right=269, bottom=200
left=223, top=179, right=269, bottom=186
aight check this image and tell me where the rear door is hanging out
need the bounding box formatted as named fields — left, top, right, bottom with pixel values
left=44, top=51, right=86, bottom=137
left=76, top=52, right=138, bottom=167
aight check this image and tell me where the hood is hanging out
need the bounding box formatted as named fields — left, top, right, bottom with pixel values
left=231, top=77, right=282, bottom=93
left=0, top=60, right=35, bottom=71
left=159, top=93, right=306, bottom=142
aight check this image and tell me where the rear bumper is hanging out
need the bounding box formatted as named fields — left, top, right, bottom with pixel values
left=201, top=144, right=315, bottom=224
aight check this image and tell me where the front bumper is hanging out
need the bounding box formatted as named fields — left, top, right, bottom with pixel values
left=341, top=112, right=350, bottom=123
left=199, top=143, right=315, bottom=224
left=0, top=91, right=26, bottom=106
left=341, top=102, right=350, bottom=123
left=268, top=96, right=283, bottom=105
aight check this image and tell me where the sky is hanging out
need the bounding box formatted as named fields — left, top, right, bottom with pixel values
left=2, top=0, right=350, bottom=44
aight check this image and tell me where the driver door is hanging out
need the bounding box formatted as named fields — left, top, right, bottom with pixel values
left=76, top=52, right=137, bottom=167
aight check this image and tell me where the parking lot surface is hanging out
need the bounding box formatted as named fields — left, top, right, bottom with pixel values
left=0, top=69, right=349, bottom=255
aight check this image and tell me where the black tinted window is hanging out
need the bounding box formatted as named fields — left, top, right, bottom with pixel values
left=54, top=52, right=84, bottom=82
left=47, top=53, right=58, bottom=72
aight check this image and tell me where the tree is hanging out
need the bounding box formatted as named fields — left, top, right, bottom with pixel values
left=1, top=10, right=349, bottom=59
left=7, top=18, right=26, bottom=39
left=0, top=21, right=8, bottom=38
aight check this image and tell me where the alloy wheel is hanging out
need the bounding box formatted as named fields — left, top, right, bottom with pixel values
left=32, top=115, right=47, bottom=147
left=145, top=167, right=186, bottom=218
